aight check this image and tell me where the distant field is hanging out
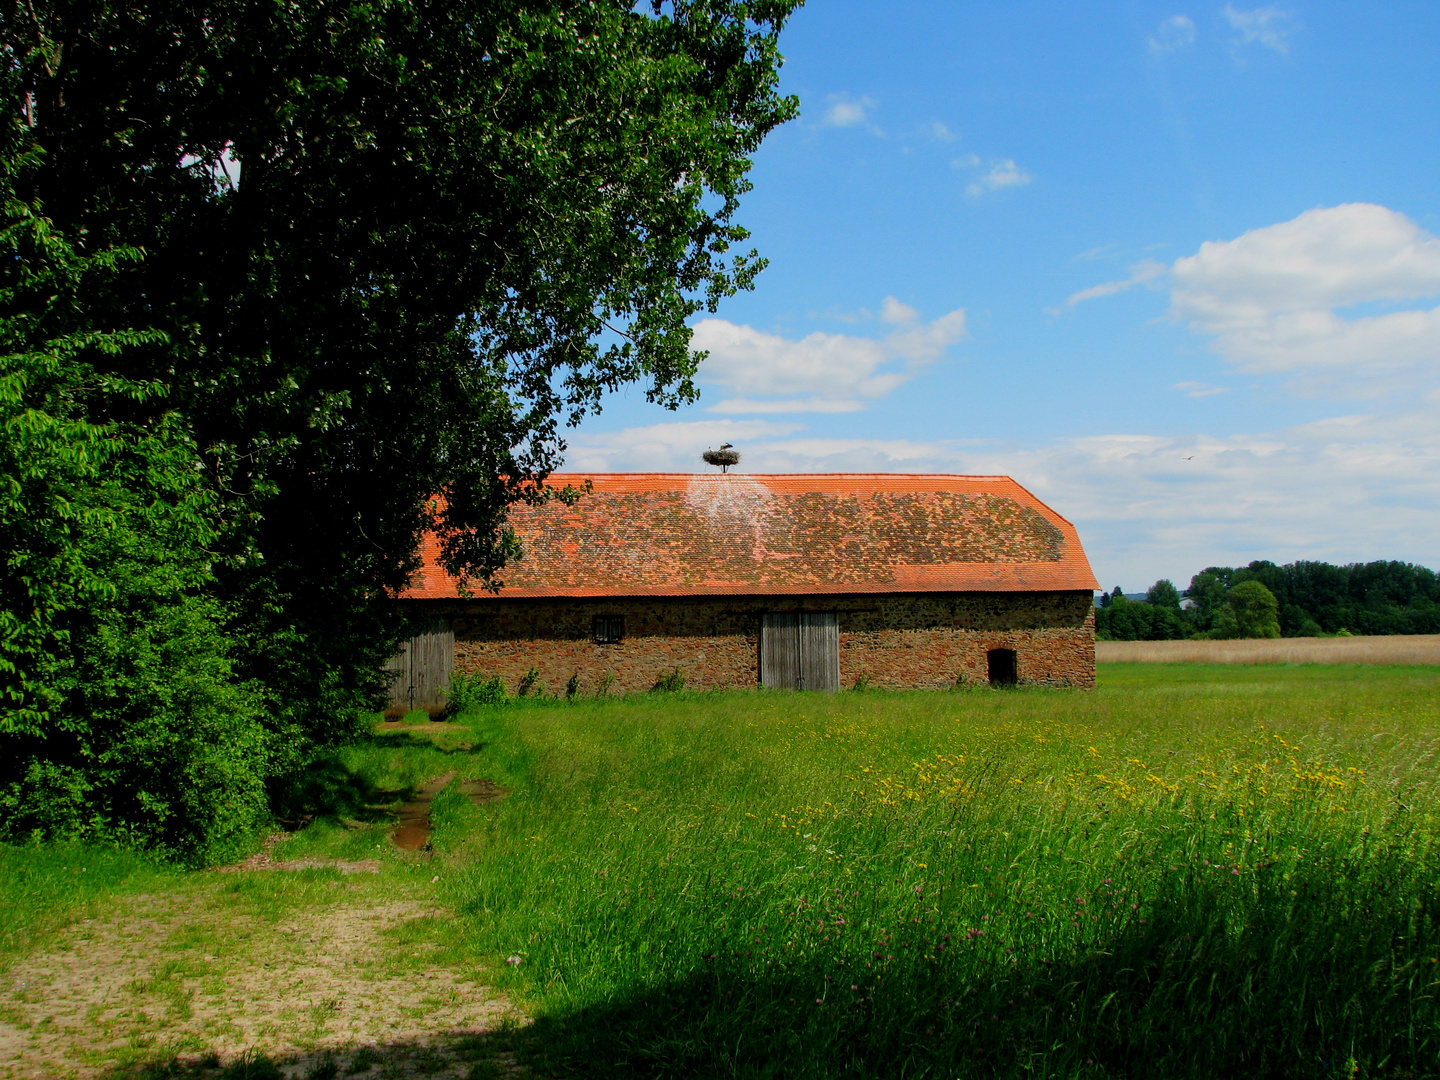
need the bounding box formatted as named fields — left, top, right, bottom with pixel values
left=1098, top=632, right=1440, bottom=665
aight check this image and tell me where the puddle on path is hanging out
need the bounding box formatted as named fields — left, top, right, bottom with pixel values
left=393, top=772, right=507, bottom=851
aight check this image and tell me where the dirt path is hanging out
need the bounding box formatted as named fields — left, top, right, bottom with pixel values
left=0, top=873, right=521, bottom=1079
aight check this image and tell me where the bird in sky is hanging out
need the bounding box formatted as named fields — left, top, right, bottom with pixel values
left=719, top=442, right=734, bottom=450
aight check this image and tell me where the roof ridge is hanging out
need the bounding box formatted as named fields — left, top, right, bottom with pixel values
left=543, top=472, right=1021, bottom=479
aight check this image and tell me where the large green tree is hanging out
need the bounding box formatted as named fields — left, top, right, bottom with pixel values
left=2, top=0, right=799, bottom=854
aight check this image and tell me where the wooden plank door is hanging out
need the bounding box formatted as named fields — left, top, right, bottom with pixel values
left=799, top=612, right=839, bottom=691
left=386, top=618, right=454, bottom=714
left=761, top=613, right=800, bottom=689
left=762, top=612, right=838, bottom=691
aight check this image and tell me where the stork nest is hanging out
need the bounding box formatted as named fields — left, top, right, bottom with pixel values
left=702, top=448, right=741, bottom=469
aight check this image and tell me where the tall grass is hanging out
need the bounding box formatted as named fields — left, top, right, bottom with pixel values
left=443, top=665, right=1440, bottom=1078
left=1098, top=634, right=1440, bottom=665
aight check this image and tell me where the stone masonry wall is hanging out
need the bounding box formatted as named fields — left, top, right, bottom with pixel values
left=419, top=591, right=1094, bottom=695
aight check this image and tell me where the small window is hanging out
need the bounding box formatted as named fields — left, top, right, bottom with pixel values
left=987, top=648, right=1018, bottom=687
left=593, top=615, right=625, bottom=645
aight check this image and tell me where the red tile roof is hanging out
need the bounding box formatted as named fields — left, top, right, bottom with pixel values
left=403, top=473, right=1099, bottom=599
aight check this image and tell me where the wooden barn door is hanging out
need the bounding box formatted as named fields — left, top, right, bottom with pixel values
left=761, top=612, right=838, bottom=691
left=385, top=618, right=454, bottom=715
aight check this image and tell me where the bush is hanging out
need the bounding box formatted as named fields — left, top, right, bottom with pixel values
left=652, top=668, right=685, bottom=693
left=517, top=667, right=542, bottom=697
left=0, top=196, right=268, bottom=864
left=446, top=672, right=507, bottom=714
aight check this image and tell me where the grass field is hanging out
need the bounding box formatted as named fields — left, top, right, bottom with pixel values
left=3, top=664, right=1439, bottom=1078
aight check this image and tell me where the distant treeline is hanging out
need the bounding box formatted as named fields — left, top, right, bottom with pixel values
left=1097, top=560, right=1440, bottom=641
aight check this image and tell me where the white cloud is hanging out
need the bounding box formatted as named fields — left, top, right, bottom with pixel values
left=1055, top=259, right=1168, bottom=312
left=879, top=296, right=920, bottom=325
left=928, top=121, right=960, bottom=142
left=566, top=400, right=1440, bottom=590
left=1173, top=381, right=1229, bottom=397
left=819, top=94, right=880, bottom=133
left=1170, top=203, right=1440, bottom=385
left=691, top=301, right=966, bottom=414
left=1222, top=5, right=1294, bottom=53
left=1148, top=15, right=1198, bottom=55
left=965, top=158, right=1033, bottom=197
left=562, top=419, right=803, bottom=473
left=706, top=398, right=864, bottom=415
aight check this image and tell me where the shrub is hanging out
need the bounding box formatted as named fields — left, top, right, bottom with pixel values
left=446, top=672, right=507, bottom=714
left=565, top=672, right=581, bottom=699
left=0, top=195, right=268, bottom=865
left=517, top=667, right=542, bottom=697
left=652, top=668, right=685, bottom=693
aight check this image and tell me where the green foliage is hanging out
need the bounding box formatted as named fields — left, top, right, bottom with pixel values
left=1213, top=580, right=1281, bottom=639
left=1145, top=578, right=1182, bottom=609
left=1182, top=567, right=1233, bottom=631
left=1186, top=559, right=1440, bottom=637
left=0, top=192, right=268, bottom=862
left=446, top=672, right=507, bottom=714
left=517, top=667, right=542, bottom=698
left=652, top=667, right=686, bottom=692
left=2, top=0, right=799, bottom=855
left=565, top=672, right=581, bottom=700
left=443, top=668, right=1440, bottom=1078
left=1094, top=593, right=1187, bottom=641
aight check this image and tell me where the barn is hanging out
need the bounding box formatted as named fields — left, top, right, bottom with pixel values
left=389, top=472, right=1099, bottom=710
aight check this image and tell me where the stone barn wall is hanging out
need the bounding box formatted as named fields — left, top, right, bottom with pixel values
left=416, top=591, right=1094, bottom=695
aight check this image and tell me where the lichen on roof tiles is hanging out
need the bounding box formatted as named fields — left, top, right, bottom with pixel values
left=404, top=473, right=1099, bottom=599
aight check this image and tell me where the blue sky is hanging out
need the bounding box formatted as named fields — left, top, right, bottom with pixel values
left=564, top=2, right=1440, bottom=593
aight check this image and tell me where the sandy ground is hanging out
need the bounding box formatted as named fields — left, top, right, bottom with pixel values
left=0, top=875, right=521, bottom=1079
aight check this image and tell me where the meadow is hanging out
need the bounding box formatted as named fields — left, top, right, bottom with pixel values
left=3, top=664, right=1439, bottom=1079
left=433, top=664, right=1440, bottom=1079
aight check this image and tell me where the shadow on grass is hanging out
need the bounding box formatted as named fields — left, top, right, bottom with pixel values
left=269, top=728, right=495, bottom=832
left=483, top=941, right=1430, bottom=1080
left=373, top=722, right=492, bottom=757
left=110, top=1030, right=523, bottom=1080
left=269, top=753, right=395, bottom=829
left=448, top=888, right=1435, bottom=1079
left=106, top=907, right=1437, bottom=1080
left=107, top=916, right=1435, bottom=1080
left=116, top=869, right=1440, bottom=1080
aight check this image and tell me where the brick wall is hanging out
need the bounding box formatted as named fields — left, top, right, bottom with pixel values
left=417, top=591, right=1094, bottom=695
